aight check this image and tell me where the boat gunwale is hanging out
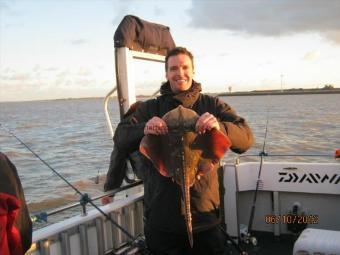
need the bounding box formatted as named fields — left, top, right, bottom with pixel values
left=32, top=191, right=144, bottom=242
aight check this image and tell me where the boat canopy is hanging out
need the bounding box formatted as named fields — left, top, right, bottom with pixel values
left=114, top=15, right=176, bottom=55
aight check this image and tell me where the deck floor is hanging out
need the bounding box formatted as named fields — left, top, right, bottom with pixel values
left=226, top=231, right=296, bottom=255
left=111, top=231, right=297, bottom=255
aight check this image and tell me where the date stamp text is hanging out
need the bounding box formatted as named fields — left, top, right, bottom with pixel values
left=265, top=214, right=319, bottom=224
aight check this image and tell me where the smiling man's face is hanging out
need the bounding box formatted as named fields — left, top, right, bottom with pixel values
left=166, top=54, right=194, bottom=93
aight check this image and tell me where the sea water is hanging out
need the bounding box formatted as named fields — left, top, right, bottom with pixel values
left=0, top=94, right=339, bottom=226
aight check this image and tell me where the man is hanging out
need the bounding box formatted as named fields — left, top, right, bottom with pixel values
left=112, top=47, right=253, bottom=254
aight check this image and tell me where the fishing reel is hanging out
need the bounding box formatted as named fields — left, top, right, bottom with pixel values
left=113, top=235, right=151, bottom=255
left=239, top=224, right=258, bottom=247
left=220, top=226, right=249, bottom=255
left=243, top=233, right=258, bottom=247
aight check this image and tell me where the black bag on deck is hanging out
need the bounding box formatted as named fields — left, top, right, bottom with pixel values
left=114, top=15, right=176, bottom=55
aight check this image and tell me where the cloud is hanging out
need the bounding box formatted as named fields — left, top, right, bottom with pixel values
left=324, top=30, right=340, bottom=44
left=56, top=70, right=70, bottom=79
left=44, top=66, right=59, bottom=72
left=0, top=0, right=21, bottom=17
left=71, top=39, right=89, bottom=45
left=0, top=2, right=10, bottom=11
left=0, top=71, right=31, bottom=81
left=0, top=69, right=40, bottom=97
left=77, top=67, right=91, bottom=76
left=111, top=2, right=134, bottom=25
left=219, top=52, right=229, bottom=57
left=153, top=6, right=165, bottom=17
left=189, top=0, right=340, bottom=43
left=76, top=78, right=96, bottom=87
left=54, top=70, right=71, bottom=87
left=33, top=65, right=41, bottom=72
left=302, top=50, right=320, bottom=61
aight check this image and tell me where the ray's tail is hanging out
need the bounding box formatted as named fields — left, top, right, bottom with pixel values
left=180, top=136, right=193, bottom=247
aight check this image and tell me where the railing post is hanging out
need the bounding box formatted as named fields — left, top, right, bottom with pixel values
left=96, top=218, right=105, bottom=255
left=39, top=240, right=51, bottom=255
left=60, top=232, right=71, bottom=255
left=79, top=224, right=89, bottom=255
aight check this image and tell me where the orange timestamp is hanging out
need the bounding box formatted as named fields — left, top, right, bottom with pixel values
left=265, top=214, right=319, bottom=224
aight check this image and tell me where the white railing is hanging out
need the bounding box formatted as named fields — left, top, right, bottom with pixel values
left=104, top=47, right=165, bottom=138
left=27, top=192, right=144, bottom=255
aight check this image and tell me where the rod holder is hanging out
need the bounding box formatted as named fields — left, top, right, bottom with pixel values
left=80, top=193, right=90, bottom=216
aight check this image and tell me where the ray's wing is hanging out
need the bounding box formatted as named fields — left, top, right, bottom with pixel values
left=140, top=135, right=170, bottom=177
left=193, top=129, right=232, bottom=175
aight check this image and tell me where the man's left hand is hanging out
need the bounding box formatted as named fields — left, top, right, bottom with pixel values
left=195, top=112, right=220, bottom=134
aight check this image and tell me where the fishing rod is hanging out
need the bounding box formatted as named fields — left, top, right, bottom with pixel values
left=0, top=124, right=139, bottom=244
left=246, top=114, right=269, bottom=243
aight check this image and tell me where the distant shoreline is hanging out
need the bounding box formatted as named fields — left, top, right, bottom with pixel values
left=2, top=88, right=339, bottom=103
left=217, top=88, right=340, bottom=97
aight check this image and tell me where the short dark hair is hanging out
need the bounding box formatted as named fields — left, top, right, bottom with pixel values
left=165, top=47, right=194, bottom=71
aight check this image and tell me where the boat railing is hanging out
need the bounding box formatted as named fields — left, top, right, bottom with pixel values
left=231, top=152, right=337, bottom=165
left=28, top=185, right=144, bottom=255
left=31, top=181, right=143, bottom=223
left=104, top=47, right=165, bottom=138
left=104, top=86, right=118, bottom=137
left=237, top=153, right=336, bottom=158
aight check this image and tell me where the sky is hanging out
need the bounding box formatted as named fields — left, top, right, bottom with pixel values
left=1, top=0, right=340, bottom=102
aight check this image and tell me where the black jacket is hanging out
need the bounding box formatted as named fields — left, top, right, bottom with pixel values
left=114, top=81, right=253, bottom=233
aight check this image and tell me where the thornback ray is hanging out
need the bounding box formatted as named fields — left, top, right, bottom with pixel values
left=140, top=105, right=231, bottom=247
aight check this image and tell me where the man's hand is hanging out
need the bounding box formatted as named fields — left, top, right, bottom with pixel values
left=144, top=117, right=168, bottom=135
left=101, top=195, right=113, bottom=205
left=195, top=112, right=220, bottom=134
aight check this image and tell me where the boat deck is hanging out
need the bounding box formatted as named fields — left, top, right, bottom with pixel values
left=227, top=231, right=295, bottom=255
left=110, top=231, right=296, bottom=254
